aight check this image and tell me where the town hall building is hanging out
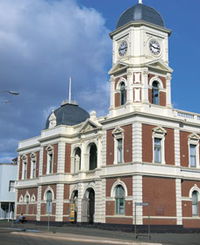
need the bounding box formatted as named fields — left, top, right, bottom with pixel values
left=16, top=1, right=200, bottom=228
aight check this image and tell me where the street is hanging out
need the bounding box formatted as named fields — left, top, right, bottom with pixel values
left=0, top=222, right=200, bottom=245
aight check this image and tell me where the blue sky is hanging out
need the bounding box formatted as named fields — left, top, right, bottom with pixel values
left=0, top=0, right=199, bottom=162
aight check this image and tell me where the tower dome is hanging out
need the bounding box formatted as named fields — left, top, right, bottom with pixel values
left=117, top=3, right=164, bottom=29
left=45, top=103, right=89, bottom=129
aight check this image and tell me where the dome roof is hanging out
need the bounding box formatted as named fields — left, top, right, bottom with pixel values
left=45, top=103, right=90, bottom=129
left=117, top=3, right=164, bottom=29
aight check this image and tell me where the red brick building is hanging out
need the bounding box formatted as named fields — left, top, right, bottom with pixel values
left=16, top=2, right=200, bottom=228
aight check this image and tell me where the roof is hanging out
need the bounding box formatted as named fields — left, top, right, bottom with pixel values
left=116, top=3, right=164, bottom=29
left=45, top=103, right=90, bottom=129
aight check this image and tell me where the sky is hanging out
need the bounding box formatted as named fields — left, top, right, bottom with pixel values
left=0, top=0, right=199, bottom=162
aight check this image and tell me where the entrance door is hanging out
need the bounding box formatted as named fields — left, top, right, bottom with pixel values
left=88, top=188, right=95, bottom=224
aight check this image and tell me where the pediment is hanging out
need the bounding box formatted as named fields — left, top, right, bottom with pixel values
left=79, top=119, right=102, bottom=134
left=109, top=62, right=129, bottom=75
left=146, top=60, right=173, bottom=73
left=152, top=126, right=167, bottom=135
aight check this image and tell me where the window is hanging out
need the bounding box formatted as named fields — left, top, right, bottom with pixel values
left=120, top=82, right=126, bottom=106
left=74, top=148, right=81, bottom=173
left=190, top=144, right=197, bottom=167
left=153, top=127, right=166, bottom=164
left=46, top=190, right=53, bottom=214
left=154, top=138, right=162, bottom=163
left=23, top=161, right=27, bottom=180
left=152, top=81, right=160, bottom=105
left=115, top=185, right=125, bottom=215
left=47, top=149, right=53, bottom=174
left=117, top=138, right=123, bottom=163
left=192, top=191, right=199, bottom=216
left=188, top=134, right=199, bottom=168
left=30, top=155, right=36, bottom=178
left=89, top=143, right=97, bottom=170
left=9, top=181, right=15, bottom=192
left=25, top=194, right=30, bottom=214
left=112, top=127, right=124, bottom=164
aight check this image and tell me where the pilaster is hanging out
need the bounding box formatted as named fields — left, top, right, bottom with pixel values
left=132, top=122, right=142, bottom=163
left=133, top=175, right=143, bottom=225
left=57, top=142, right=66, bottom=173
left=55, top=184, right=64, bottom=222
left=36, top=186, right=42, bottom=221
left=174, top=129, right=180, bottom=166
left=176, top=178, right=183, bottom=225
left=39, top=148, right=43, bottom=176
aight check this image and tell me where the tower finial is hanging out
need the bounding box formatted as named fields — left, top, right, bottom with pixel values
left=138, top=0, right=143, bottom=4
left=68, top=77, right=72, bottom=103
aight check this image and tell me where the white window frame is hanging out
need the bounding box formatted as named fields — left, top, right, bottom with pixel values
left=112, top=127, right=124, bottom=164
left=152, top=127, right=166, bottom=164
left=188, top=134, right=200, bottom=168
left=21, top=155, right=28, bottom=180
left=46, top=146, right=54, bottom=175
left=30, top=153, right=37, bottom=179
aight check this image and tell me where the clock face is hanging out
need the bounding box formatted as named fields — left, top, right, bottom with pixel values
left=118, top=41, right=128, bottom=56
left=149, top=39, right=161, bottom=55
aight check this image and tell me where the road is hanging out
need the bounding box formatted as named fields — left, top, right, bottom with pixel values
left=0, top=222, right=200, bottom=245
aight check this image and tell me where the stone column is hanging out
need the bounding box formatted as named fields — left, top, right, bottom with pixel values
left=174, top=129, right=181, bottom=166
left=176, top=179, right=183, bottom=225
left=133, top=175, right=143, bottom=225
left=36, top=186, right=42, bottom=221
left=55, top=184, right=64, bottom=222
left=57, top=142, right=66, bottom=173
left=132, top=122, right=142, bottom=163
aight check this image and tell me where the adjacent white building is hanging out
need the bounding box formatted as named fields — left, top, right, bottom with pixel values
left=0, top=162, right=17, bottom=219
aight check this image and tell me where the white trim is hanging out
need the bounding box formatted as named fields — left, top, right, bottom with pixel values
left=43, top=186, right=55, bottom=201
left=188, top=134, right=200, bottom=168
left=152, top=127, right=166, bottom=164
left=149, top=76, right=164, bottom=90
left=110, top=179, right=128, bottom=198
left=189, top=185, right=200, bottom=198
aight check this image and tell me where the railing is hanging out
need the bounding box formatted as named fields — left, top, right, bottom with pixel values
left=175, top=109, right=200, bottom=121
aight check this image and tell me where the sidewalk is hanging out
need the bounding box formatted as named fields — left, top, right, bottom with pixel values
left=0, top=220, right=200, bottom=245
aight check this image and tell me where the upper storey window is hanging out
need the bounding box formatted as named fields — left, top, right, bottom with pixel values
left=21, top=155, right=27, bottom=180
left=120, top=82, right=126, bottom=106
left=152, top=81, right=160, bottom=105
left=46, top=146, right=54, bottom=174
left=112, top=127, right=124, bottom=164
left=190, top=145, right=197, bottom=167
left=188, top=134, right=200, bottom=168
left=89, top=143, right=97, bottom=170
left=73, top=147, right=81, bottom=173
left=30, top=153, right=36, bottom=179
left=152, top=127, right=166, bottom=164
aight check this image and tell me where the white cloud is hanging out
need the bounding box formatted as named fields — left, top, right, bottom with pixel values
left=0, top=0, right=111, bottom=161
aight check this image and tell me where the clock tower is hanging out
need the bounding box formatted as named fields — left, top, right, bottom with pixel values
left=109, top=1, right=173, bottom=117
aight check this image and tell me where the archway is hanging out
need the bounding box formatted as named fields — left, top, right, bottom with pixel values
left=82, top=188, right=95, bottom=224
left=70, top=190, right=78, bottom=223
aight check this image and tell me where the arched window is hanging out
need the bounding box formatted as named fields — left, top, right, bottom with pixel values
left=46, top=147, right=53, bottom=174
left=120, top=82, right=126, bottom=106
left=89, top=143, right=97, bottom=170
left=192, top=191, right=199, bottom=216
left=74, top=148, right=81, bottom=173
left=115, top=185, right=125, bottom=215
left=23, top=161, right=27, bottom=180
left=25, top=195, right=30, bottom=214
left=152, top=81, right=160, bottom=105
left=46, top=190, right=53, bottom=214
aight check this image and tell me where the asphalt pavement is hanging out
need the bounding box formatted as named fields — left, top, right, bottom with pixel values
left=0, top=220, right=200, bottom=245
